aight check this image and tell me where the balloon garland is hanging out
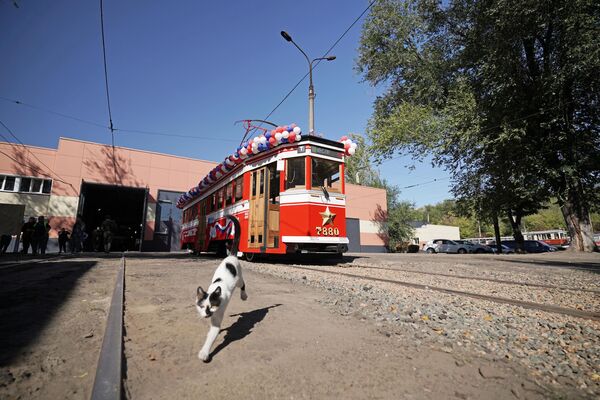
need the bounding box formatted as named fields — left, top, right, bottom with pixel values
left=339, top=136, right=358, bottom=156
left=176, top=124, right=303, bottom=208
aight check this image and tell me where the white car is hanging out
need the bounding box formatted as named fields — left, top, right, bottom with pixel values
left=423, top=239, right=469, bottom=254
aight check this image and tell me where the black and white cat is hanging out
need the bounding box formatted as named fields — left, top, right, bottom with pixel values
left=195, top=215, right=247, bottom=362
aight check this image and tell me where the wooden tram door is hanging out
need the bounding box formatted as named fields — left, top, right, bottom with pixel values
left=249, top=164, right=280, bottom=250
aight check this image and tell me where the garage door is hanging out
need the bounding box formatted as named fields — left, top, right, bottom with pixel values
left=346, top=217, right=361, bottom=252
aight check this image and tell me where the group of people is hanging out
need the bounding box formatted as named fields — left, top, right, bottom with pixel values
left=20, top=216, right=51, bottom=255
left=19, top=215, right=118, bottom=254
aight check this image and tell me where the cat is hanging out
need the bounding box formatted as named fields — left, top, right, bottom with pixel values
left=195, top=215, right=247, bottom=362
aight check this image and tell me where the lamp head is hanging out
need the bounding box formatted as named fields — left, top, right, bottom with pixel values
left=326, top=56, right=336, bottom=61
left=280, top=31, right=292, bottom=42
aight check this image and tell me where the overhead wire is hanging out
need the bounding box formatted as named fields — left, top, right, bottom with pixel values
left=0, top=119, right=71, bottom=185
left=248, top=0, right=377, bottom=140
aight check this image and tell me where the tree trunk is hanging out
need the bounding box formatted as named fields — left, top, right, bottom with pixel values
left=507, top=209, right=525, bottom=252
left=559, top=183, right=599, bottom=252
left=492, top=213, right=502, bottom=254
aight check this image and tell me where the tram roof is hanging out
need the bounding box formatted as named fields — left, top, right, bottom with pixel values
left=176, top=127, right=357, bottom=209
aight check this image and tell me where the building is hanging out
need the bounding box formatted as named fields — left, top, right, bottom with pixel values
left=0, top=137, right=387, bottom=253
left=410, top=222, right=461, bottom=249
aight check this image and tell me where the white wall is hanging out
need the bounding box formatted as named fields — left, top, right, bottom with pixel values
left=413, top=224, right=460, bottom=247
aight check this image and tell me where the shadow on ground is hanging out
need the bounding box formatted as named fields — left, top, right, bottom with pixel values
left=208, top=304, right=282, bottom=361
left=0, top=260, right=97, bottom=365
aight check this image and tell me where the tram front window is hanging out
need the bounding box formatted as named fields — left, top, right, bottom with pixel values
left=285, top=157, right=305, bottom=190
left=312, top=158, right=341, bottom=193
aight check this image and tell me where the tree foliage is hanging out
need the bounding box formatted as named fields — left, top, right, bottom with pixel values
left=357, top=0, right=600, bottom=251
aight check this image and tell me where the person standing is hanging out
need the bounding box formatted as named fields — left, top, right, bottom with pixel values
left=0, top=233, right=11, bottom=254
left=71, top=216, right=86, bottom=253
left=20, top=217, right=36, bottom=254
left=33, top=216, right=50, bottom=255
left=101, top=215, right=118, bottom=253
left=58, top=228, right=70, bottom=254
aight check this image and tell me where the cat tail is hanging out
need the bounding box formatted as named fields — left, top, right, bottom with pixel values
left=225, top=215, right=241, bottom=257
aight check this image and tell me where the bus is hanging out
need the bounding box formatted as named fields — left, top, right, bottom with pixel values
left=177, top=124, right=357, bottom=260
left=464, top=229, right=570, bottom=248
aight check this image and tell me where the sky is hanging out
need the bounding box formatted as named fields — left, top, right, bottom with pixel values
left=0, top=0, right=452, bottom=207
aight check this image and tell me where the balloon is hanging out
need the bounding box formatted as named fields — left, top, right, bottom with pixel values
left=265, top=132, right=271, bottom=139
left=275, top=132, right=282, bottom=141
left=350, top=142, right=357, bottom=149
left=348, top=147, right=356, bottom=155
left=240, top=147, right=247, bottom=155
left=286, top=125, right=292, bottom=132
left=296, top=134, right=302, bottom=141
left=290, top=123, right=297, bottom=128
left=344, top=143, right=351, bottom=150
left=293, top=126, right=301, bottom=134
left=341, top=135, right=348, bottom=141
left=259, top=136, right=267, bottom=144
left=269, top=137, right=276, bottom=146
left=282, top=131, right=289, bottom=139
left=281, top=138, right=288, bottom=144
left=252, top=147, right=259, bottom=154
left=288, top=132, right=296, bottom=142
left=276, top=127, right=284, bottom=133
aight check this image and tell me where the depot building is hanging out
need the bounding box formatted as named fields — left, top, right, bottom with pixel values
left=0, top=137, right=387, bottom=253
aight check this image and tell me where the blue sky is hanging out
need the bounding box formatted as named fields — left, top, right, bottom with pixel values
left=0, top=0, right=451, bottom=207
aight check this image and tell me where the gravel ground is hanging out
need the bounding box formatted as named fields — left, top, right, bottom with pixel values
left=244, top=252, right=600, bottom=398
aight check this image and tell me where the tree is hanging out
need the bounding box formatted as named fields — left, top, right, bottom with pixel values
left=356, top=0, right=600, bottom=252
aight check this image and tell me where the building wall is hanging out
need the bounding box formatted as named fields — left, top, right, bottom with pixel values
left=345, top=183, right=387, bottom=251
left=1, top=139, right=388, bottom=252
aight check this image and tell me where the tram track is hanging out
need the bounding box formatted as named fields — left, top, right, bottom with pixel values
left=339, top=263, right=600, bottom=294
left=281, top=264, right=600, bottom=322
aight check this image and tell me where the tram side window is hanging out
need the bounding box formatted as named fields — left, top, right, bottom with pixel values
left=268, top=163, right=280, bottom=204
left=217, top=188, right=224, bottom=210
left=285, top=157, right=305, bottom=190
left=311, top=158, right=341, bottom=193
left=234, top=176, right=243, bottom=202
left=225, top=182, right=233, bottom=206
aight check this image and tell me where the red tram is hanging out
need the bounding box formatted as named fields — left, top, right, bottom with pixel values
left=177, top=124, right=357, bottom=260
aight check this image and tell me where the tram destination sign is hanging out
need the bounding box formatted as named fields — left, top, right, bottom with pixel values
left=310, top=145, right=343, bottom=159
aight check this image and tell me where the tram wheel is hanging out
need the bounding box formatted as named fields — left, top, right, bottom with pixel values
left=244, top=252, right=256, bottom=262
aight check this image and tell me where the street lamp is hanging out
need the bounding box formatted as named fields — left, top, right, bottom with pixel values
left=281, top=30, right=336, bottom=135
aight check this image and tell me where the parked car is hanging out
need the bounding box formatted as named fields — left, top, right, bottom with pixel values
left=455, top=240, right=494, bottom=254
left=492, top=244, right=515, bottom=254
left=423, top=239, right=469, bottom=254
left=502, top=240, right=557, bottom=253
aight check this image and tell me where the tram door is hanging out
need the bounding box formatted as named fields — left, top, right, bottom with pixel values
left=196, top=200, right=207, bottom=251
left=249, top=163, right=280, bottom=250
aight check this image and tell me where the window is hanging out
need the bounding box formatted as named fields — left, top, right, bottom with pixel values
left=311, top=158, right=341, bottom=193
left=42, top=180, right=52, bottom=194
left=0, top=174, right=52, bottom=194
left=234, top=176, right=243, bottom=202
left=19, top=177, right=31, bottom=192
left=217, top=188, right=224, bottom=210
left=225, top=182, right=233, bottom=206
left=3, top=176, right=15, bottom=191
left=31, top=179, right=42, bottom=193
left=268, top=163, right=280, bottom=204
left=285, top=157, right=305, bottom=190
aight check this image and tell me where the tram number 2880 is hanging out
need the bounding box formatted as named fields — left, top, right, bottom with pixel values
left=316, top=227, right=340, bottom=236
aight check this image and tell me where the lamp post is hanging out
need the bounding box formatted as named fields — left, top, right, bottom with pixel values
left=281, top=31, right=335, bottom=135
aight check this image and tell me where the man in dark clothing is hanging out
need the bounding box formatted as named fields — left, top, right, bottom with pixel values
left=33, top=216, right=51, bottom=255
left=20, top=217, right=36, bottom=254
left=58, top=228, right=70, bottom=253
left=0, top=234, right=11, bottom=254
left=101, top=215, right=118, bottom=253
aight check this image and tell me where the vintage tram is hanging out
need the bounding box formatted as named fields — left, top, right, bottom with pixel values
left=177, top=124, right=357, bottom=260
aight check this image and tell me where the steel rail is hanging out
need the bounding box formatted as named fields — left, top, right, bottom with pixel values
left=286, top=265, right=600, bottom=321
left=343, top=263, right=600, bottom=294
left=91, top=255, right=125, bottom=400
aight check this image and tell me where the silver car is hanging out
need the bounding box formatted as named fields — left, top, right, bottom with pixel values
left=423, top=239, right=469, bottom=254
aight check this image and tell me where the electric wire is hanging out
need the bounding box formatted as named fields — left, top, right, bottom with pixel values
left=249, top=0, right=377, bottom=140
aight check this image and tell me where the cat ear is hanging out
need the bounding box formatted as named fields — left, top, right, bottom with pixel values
left=197, top=286, right=205, bottom=297
left=213, top=286, right=221, bottom=297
